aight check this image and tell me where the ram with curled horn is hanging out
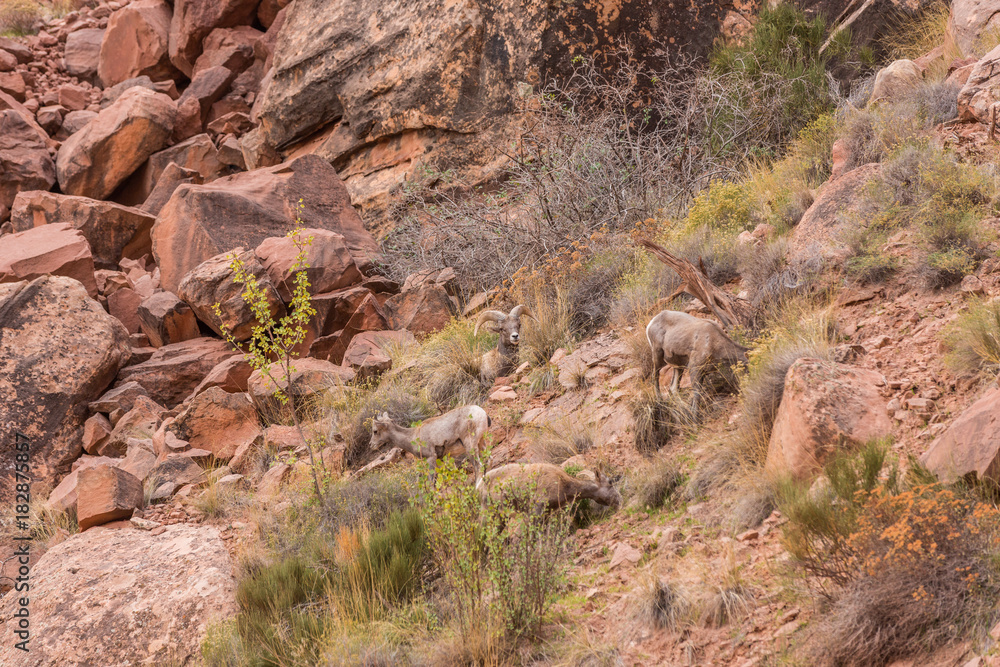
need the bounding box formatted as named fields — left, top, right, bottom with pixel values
left=474, top=304, right=535, bottom=382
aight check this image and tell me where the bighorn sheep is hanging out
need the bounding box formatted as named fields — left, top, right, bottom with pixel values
left=646, top=310, right=749, bottom=413
left=475, top=305, right=535, bottom=381
left=476, top=463, right=621, bottom=512
left=370, top=404, right=490, bottom=479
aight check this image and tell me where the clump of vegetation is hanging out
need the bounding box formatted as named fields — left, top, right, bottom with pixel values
left=843, top=144, right=996, bottom=288
left=527, top=420, right=594, bottom=463
left=0, top=0, right=41, bottom=35
left=410, top=319, right=494, bottom=406
left=321, top=467, right=420, bottom=533
left=204, top=496, right=428, bottom=667
left=634, top=577, right=689, bottom=632
left=943, top=298, right=1000, bottom=379
left=627, top=457, right=685, bottom=510
left=417, top=456, right=571, bottom=660
left=632, top=388, right=698, bottom=453
left=778, top=442, right=1000, bottom=666
left=700, top=550, right=755, bottom=627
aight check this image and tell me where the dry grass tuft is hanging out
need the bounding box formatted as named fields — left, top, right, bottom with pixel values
left=626, top=457, right=685, bottom=510
left=631, top=388, right=699, bottom=454
left=943, top=298, right=1000, bottom=380
left=527, top=420, right=595, bottom=464
left=0, top=0, right=40, bottom=34
left=634, top=577, right=689, bottom=632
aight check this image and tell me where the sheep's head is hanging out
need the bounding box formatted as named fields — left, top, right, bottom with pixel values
left=369, top=412, right=392, bottom=451
left=475, top=304, right=535, bottom=349
left=593, top=471, right=622, bottom=508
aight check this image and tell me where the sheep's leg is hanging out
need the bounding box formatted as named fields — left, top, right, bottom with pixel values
left=652, top=347, right=666, bottom=399
left=669, top=365, right=683, bottom=394
left=428, top=456, right=438, bottom=486
left=688, top=363, right=703, bottom=419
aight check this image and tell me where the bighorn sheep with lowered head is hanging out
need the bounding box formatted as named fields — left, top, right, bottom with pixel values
left=370, top=404, right=490, bottom=480
left=476, top=462, right=621, bottom=512
left=646, top=310, right=749, bottom=414
left=475, top=305, right=535, bottom=381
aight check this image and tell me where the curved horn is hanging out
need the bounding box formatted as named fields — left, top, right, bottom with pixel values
left=509, top=304, right=535, bottom=321
left=474, top=310, right=507, bottom=336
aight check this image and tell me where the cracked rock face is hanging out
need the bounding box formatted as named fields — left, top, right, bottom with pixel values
left=0, top=276, right=131, bottom=492
left=0, top=524, right=238, bottom=667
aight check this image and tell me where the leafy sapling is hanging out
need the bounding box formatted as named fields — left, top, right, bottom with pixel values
left=213, top=200, right=323, bottom=501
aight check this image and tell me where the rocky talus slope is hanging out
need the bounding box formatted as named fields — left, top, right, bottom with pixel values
left=2, top=0, right=1000, bottom=665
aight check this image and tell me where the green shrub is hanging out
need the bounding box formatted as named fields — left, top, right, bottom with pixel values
left=709, top=4, right=838, bottom=155
left=321, top=468, right=420, bottom=533
left=943, top=298, right=1000, bottom=378
left=0, top=0, right=40, bottom=35
left=216, top=509, right=427, bottom=667
left=412, top=319, right=494, bottom=405
left=777, top=442, right=1000, bottom=666
left=416, top=457, right=570, bottom=656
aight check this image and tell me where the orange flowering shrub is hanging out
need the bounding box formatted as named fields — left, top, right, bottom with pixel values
left=779, top=444, right=1000, bottom=665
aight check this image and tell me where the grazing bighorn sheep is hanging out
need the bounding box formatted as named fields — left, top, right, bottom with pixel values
left=369, top=404, right=490, bottom=479
left=475, top=305, right=535, bottom=381
left=646, top=310, right=749, bottom=413
left=476, top=462, right=621, bottom=512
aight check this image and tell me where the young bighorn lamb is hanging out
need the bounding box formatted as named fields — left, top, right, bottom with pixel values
left=475, top=305, right=535, bottom=381
left=646, top=310, right=749, bottom=414
left=369, top=404, right=490, bottom=480
left=476, top=463, right=621, bottom=513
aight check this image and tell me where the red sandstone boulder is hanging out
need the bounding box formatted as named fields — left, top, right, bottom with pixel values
left=82, top=414, right=112, bottom=455
left=56, top=87, right=177, bottom=200
left=141, top=163, right=203, bottom=216
left=185, top=355, right=253, bottom=400
left=151, top=155, right=380, bottom=294
left=176, top=248, right=284, bottom=340
left=947, top=0, right=1000, bottom=58
left=175, top=65, right=237, bottom=132
left=104, top=395, right=167, bottom=456
left=193, top=26, right=261, bottom=76
left=0, top=223, right=98, bottom=297
left=384, top=283, right=456, bottom=335
left=107, top=287, right=144, bottom=333
left=77, top=465, right=144, bottom=530
left=64, top=28, right=104, bottom=82
left=314, top=293, right=388, bottom=363
left=0, top=277, right=130, bottom=487
left=99, top=0, right=178, bottom=88
left=958, top=43, right=1000, bottom=124
left=46, top=454, right=121, bottom=513
left=248, top=357, right=355, bottom=417
left=920, top=386, right=1000, bottom=483
left=10, top=191, right=155, bottom=270
left=255, top=228, right=364, bottom=302
left=0, top=523, right=237, bottom=665
left=114, top=337, right=237, bottom=407
left=137, top=291, right=201, bottom=347
left=765, top=358, right=893, bottom=480
left=169, top=0, right=262, bottom=77
left=166, top=387, right=260, bottom=460
left=0, top=109, right=56, bottom=221
left=341, top=330, right=414, bottom=379
left=788, top=164, right=883, bottom=269
left=119, top=133, right=223, bottom=206
left=89, top=381, right=151, bottom=418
